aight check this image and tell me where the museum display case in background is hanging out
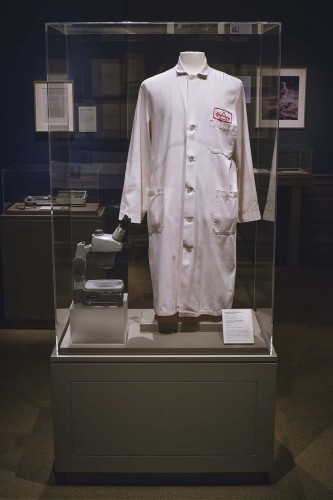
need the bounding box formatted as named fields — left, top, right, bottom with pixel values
left=0, top=164, right=107, bottom=324
left=0, top=164, right=54, bottom=323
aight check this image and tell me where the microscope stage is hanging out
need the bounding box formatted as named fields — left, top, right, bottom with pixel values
left=84, top=279, right=124, bottom=292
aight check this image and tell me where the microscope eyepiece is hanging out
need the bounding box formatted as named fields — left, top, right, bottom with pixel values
left=119, top=214, right=131, bottom=230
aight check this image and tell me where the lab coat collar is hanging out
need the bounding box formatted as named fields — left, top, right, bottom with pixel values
left=175, top=56, right=209, bottom=79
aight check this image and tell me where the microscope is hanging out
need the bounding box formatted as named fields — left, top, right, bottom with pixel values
left=69, top=215, right=131, bottom=345
left=73, top=214, right=131, bottom=306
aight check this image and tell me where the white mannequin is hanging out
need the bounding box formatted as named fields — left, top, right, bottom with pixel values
left=179, top=51, right=206, bottom=75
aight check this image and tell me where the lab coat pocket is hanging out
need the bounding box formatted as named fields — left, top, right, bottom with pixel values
left=147, top=188, right=164, bottom=234
left=209, top=121, right=237, bottom=158
left=213, top=190, right=238, bottom=236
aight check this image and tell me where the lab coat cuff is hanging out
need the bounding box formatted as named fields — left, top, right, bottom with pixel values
left=238, top=210, right=261, bottom=223
left=119, top=210, right=142, bottom=224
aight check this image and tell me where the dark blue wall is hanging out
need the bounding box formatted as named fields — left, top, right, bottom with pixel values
left=1, top=1, right=128, bottom=325
left=3, top=1, right=128, bottom=172
left=3, top=1, right=333, bottom=176
left=127, top=0, right=332, bottom=175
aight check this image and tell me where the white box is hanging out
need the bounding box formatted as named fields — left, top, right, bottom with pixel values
left=69, top=294, right=128, bottom=344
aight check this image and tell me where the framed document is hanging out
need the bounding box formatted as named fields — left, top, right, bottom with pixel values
left=34, top=81, right=74, bottom=132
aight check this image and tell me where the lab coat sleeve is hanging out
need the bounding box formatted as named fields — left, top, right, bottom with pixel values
left=233, top=83, right=261, bottom=223
left=119, top=83, right=152, bottom=223
left=263, top=130, right=278, bottom=222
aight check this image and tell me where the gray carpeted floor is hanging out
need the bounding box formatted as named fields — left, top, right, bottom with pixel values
left=0, top=267, right=333, bottom=499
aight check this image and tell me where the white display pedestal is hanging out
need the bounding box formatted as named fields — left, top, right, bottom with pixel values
left=69, top=295, right=128, bottom=344
left=51, top=309, right=277, bottom=482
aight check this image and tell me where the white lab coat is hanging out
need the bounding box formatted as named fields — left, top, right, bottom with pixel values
left=119, top=57, right=261, bottom=317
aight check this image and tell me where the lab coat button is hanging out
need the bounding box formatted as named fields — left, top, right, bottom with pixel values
left=189, top=124, right=195, bottom=131
left=186, top=217, right=194, bottom=223
left=186, top=187, right=193, bottom=193
left=189, top=156, right=195, bottom=163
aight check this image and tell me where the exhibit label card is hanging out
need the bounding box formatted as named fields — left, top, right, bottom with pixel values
left=222, top=309, right=254, bottom=344
left=78, top=106, right=97, bottom=132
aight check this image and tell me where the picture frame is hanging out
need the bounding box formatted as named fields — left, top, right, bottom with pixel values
left=34, top=81, right=74, bottom=132
left=91, top=59, right=124, bottom=97
left=256, top=68, right=307, bottom=128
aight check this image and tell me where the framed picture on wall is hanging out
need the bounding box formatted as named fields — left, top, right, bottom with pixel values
left=256, top=68, right=307, bottom=128
left=34, top=81, right=74, bottom=132
left=91, top=59, right=125, bottom=97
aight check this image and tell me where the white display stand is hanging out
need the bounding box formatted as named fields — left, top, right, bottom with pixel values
left=51, top=309, right=277, bottom=481
left=69, top=295, right=128, bottom=344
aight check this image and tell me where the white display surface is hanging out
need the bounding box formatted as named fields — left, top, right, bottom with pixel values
left=59, top=307, right=267, bottom=354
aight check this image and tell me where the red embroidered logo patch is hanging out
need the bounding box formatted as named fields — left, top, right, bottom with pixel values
left=213, top=108, right=232, bottom=124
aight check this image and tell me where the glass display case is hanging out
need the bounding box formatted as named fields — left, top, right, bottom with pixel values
left=277, top=143, right=313, bottom=268
left=2, top=163, right=50, bottom=213
left=48, top=22, right=280, bottom=477
left=278, top=144, right=313, bottom=175
left=1, top=164, right=54, bottom=323
left=47, top=21, right=280, bottom=356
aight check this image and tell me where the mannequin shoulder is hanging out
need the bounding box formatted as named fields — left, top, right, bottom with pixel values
left=141, top=67, right=175, bottom=92
left=210, top=67, right=243, bottom=89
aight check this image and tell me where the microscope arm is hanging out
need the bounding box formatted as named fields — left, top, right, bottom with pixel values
left=73, top=243, right=92, bottom=304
